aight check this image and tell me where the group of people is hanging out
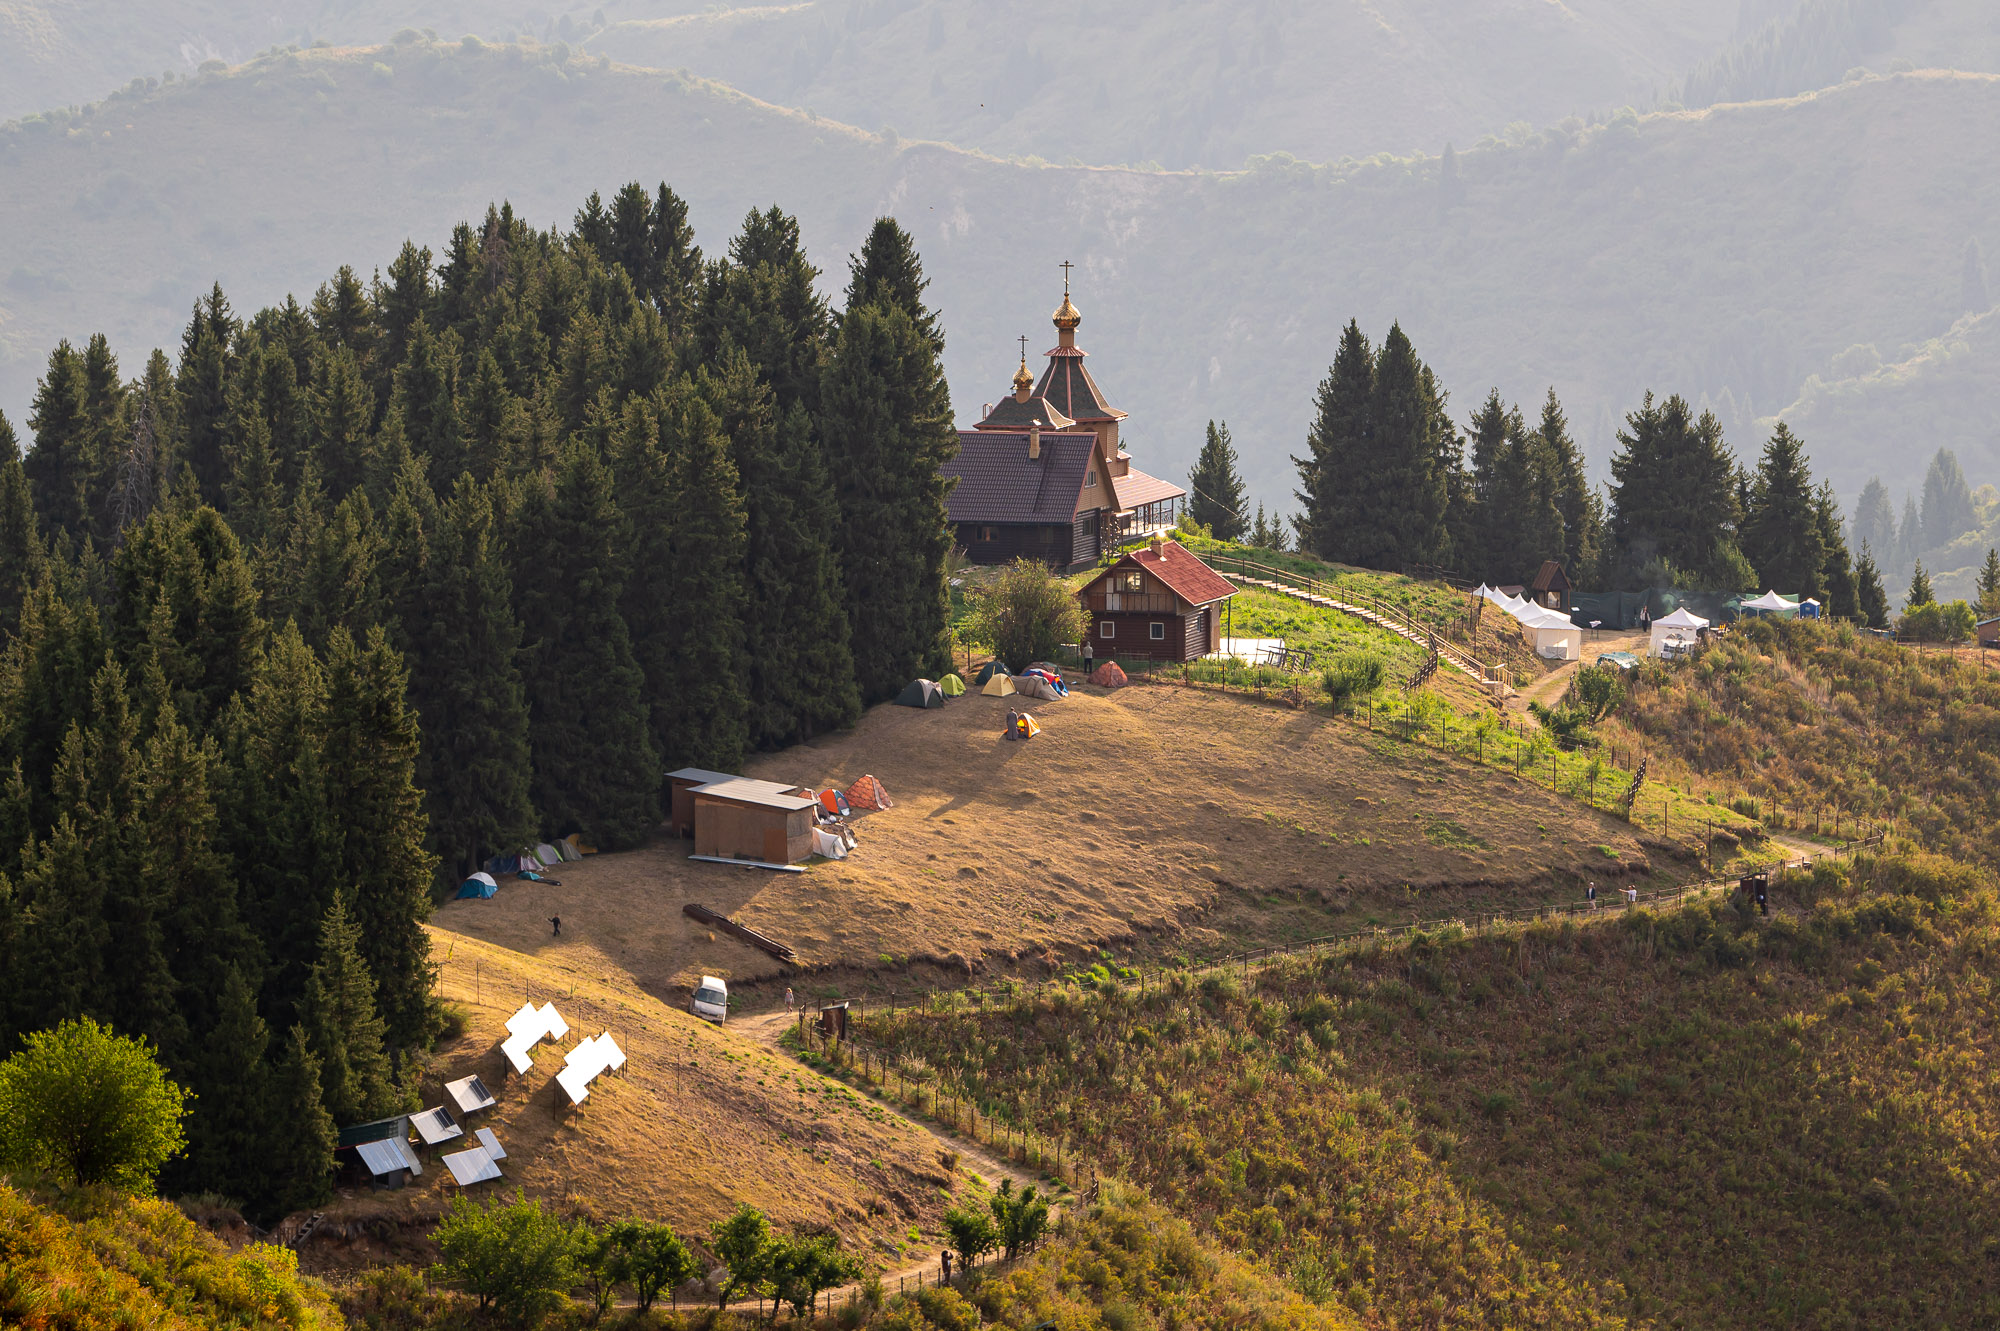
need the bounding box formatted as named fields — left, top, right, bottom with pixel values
left=1585, top=883, right=1639, bottom=908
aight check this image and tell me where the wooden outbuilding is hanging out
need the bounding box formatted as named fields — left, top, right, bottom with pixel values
left=1076, top=538, right=1236, bottom=663
left=1978, top=616, right=2000, bottom=648
left=1529, top=560, right=1572, bottom=612
left=692, top=778, right=820, bottom=866
left=667, top=767, right=736, bottom=839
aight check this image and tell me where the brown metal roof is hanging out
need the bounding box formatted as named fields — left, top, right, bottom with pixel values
left=1084, top=540, right=1236, bottom=607
left=1530, top=560, right=1571, bottom=593
left=943, top=430, right=1096, bottom=526
left=1033, top=348, right=1127, bottom=423
left=1112, top=466, right=1186, bottom=510
left=975, top=394, right=1075, bottom=432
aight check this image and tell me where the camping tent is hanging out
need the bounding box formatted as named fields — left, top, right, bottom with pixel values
left=844, top=775, right=894, bottom=810
left=1012, top=674, right=1061, bottom=701
left=456, top=872, right=499, bottom=899
left=974, top=660, right=1012, bottom=685
left=563, top=833, right=597, bottom=856
left=894, top=679, right=945, bottom=709
left=1650, top=607, right=1708, bottom=656
left=534, top=842, right=563, bottom=866
left=812, top=828, right=849, bottom=859
left=1088, top=661, right=1128, bottom=688
left=938, top=673, right=966, bottom=697
left=817, top=788, right=851, bottom=817
left=1515, top=604, right=1582, bottom=661
left=980, top=673, right=1017, bottom=697
left=1013, top=713, right=1041, bottom=739
left=1741, top=591, right=1800, bottom=618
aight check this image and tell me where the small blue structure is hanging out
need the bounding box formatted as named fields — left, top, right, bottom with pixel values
left=456, top=871, right=500, bottom=899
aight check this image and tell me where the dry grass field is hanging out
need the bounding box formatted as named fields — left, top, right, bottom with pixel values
left=310, top=929, right=960, bottom=1274
left=431, top=681, right=1667, bottom=1009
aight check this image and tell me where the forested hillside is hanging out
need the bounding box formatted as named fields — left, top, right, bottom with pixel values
left=1, top=42, right=1995, bottom=520
left=1680, top=0, right=2000, bottom=107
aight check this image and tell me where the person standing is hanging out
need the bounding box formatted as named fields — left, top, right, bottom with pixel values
left=941, top=1249, right=953, bottom=1284
left=549, top=916, right=561, bottom=936
left=1082, top=640, right=1095, bottom=680
left=785, top=987, right=796, bottom=1012
left=1587, top=883, right=1597, bottom=910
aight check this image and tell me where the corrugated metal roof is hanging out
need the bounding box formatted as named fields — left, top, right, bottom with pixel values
left=692, top=779, right=819, bottom=811
left=355, top=1139, right=415, bottom=1177
left=442, top=1145, right=503, bottom=1186
left=944, top=431, right=1095, bottom=526
left=667, top=767, right=737, bottom=785
left=1113, top=467, right=1187, bottom=510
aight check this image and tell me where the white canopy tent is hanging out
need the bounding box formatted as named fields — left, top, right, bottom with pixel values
left=1650, top=608, right=1708, bottom=656
left=1742, top=591, right=1799, bottom=617
left=1516, top=603, right=1583, bottom=661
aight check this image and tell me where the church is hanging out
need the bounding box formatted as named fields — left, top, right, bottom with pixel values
left=942, top=272, right=1186, bottom=568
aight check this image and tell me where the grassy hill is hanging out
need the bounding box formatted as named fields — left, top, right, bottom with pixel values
left=0, top=1182, right=341, bottom=1327
left=1, top=41, right=1995, bottom=516
left=861, top=849, right=2000, bottom=1328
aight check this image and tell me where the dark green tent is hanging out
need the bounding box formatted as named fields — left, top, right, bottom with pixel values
left=974, top=660, right=1012, bottom=686
left=894, top=679, right=946, bottom=709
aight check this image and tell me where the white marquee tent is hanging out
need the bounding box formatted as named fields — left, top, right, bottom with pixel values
left=1478, top=584, right=1581, bottom=660
left=1742, top=591, right=1799, bottom=617
left=1650, top=607, right=1708, bottom=656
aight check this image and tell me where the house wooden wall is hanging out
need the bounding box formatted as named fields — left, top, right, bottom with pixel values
left=694, top=795, right=815, bottom=864
left=955, top=522, right=1075, bottom=568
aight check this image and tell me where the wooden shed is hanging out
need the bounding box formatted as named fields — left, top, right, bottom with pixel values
left=692, top=779, right=819, bottom=865
left=667, top=768, right=737, bottom=839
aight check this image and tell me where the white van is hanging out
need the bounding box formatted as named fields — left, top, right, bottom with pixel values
left=691, top=975, right=729, bottom=1023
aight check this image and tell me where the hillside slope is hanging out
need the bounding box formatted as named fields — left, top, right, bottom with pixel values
left=1, top=45, right=1996, bottom=509
left=584, top=0, right=1742, bottom=171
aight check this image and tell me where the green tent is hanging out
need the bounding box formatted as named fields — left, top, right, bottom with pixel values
left=974, top=660, right=1012, bottom=685
left=938, top=673, right=966, bottom=697
left=894, top=679, right=945, bottom=709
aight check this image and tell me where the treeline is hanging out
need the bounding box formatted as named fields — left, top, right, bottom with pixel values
left=1290, top=319, right=1888, bottom=620
left=0, top=184, right=959, bottom=1216
left=1678, top=0, right=1914, bottom=109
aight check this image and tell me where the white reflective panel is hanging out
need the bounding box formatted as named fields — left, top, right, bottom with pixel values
left=556, top=1063, right=593, bottom=1104
left=538, top=1003, right=569, bottom=1041
left=412, top=1106, right=463, bottom=1144
left=595, top=1032, right=626, bottom=1071
left=474, top=1126, right=506, bottom=1159
left=355, top=1140, right=409, bottom=1177
left=501, top=1037, right=534, bottom=1075
left=504, top=1003, right=542, bottom=1041
left=442, top=1146, right=503, bottom=1185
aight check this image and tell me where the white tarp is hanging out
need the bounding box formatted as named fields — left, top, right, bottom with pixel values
left=813, top=828, right=849, bottom=859
left=442, top=1144, right=503, bottom=1185
left=1651, top=607, right=1709, bottom=656
left=412, top=1106, right=463, bottom=1145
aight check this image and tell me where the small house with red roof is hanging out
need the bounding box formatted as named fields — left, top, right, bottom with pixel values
left=1076, top=538, right=1236, bottom=662
left=943, top=273, right=1186, bottom=568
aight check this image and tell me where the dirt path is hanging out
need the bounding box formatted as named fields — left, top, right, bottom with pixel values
left=1509, top=630, right=1651, bottom=719
left=735, top=1010, right=1064, bottom=1297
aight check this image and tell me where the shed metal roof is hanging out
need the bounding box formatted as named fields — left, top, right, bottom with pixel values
left=692, top=779, right=820, bottom=811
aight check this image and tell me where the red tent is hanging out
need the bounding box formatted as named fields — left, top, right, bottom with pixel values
left=1088, top=661, right=1128, bottom=688
left=844, top=775, right=894, bottom=811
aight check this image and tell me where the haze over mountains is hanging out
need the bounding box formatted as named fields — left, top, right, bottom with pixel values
left=2, top=0, right=1998, bottom=569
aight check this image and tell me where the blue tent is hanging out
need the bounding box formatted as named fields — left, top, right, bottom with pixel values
left=456, top=872, right=500, bottom=899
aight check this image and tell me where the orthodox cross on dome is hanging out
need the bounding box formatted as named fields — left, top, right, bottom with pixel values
left=1019, top=334, right=1029, bottom=362
left=1060, top=259, right=1074, bottom=293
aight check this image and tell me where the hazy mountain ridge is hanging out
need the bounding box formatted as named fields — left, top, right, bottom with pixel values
left=1, top=43, right=1995, bottom=523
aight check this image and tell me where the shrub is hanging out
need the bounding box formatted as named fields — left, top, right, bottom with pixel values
left=1897, top=599, right=1976, bottom=642
left=606, top=1218, right=699, bottom=1313
left=0, top=1017, right=189, bottom=1194
left=943, top=1202, right=999, bottom=1269
left=431, top=1189, right=583, bottom=1324
left=1322, top=653, right=1386, bottom=709
left=968, top=560, right=1088, bottom=667
left=710, top=1203, right=773, bottom=1309
left=767, top=1231, right=862, bottom=1318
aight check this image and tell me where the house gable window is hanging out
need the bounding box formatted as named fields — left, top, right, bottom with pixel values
left=1122, top=572, right=1144, bottom=592
left=1149, top=622, right=1166, bottom=640
left=1087, top=469, right=1097, bottom=487
left=1100, top=621, right=1116, bottom=639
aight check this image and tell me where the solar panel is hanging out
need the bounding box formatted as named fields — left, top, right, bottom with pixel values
left=563, top=1040, right=608, bottom=1083
left=504, top=1002, right=542, bottom=1041
left=595, top=1033, right=626, bottom=1072
left=474, top=1126, right=506, bottom=1159
left=501, top=1037, right=534, bottom=1075
left=441, top=1145, right=503, bottom=1186
left=412, top=1106, right=463, bottom=1145
left=445, top=1074, right=497, bottom=1114
left=538, top=1003, right=569, bottom=1041
left=556, top=1063, right=592, bottom=1104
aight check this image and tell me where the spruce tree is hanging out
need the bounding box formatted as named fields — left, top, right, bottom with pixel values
left=1292, top=321, right=1374, bottom=563
left=263, top=1023, right=336, bottom=1214
left=1186, top=421, right=1248, bottom=540
left=6, top=577, right=109, bottom=830
left=1977, top=548, right=2000, bottom=617
left=1462, top=389, right=1511, bottom=574
left=311, top=265, right=379, bottom=373
left=170, top=966, right=271, bottom=1206
left=399, top=476, right=535, bottom=882
left=0, top=414, right=46, bottom=639
left=843, top=218, right=943, bottom=351
left=702, top=207, right=832, bottom=419
left=1855, top=547, right=1890, bottom=629
left=1907, top=561, right=1934, bottom=609
left=177, top=286, right=238, bottom=507
left=510, top=445, right=660, bottom=848
left=396, top=318, right=467, bottom=493
left=649, top=183, right=703, bottom=339
left=1850, top=478, right=1895, bottom=559
left=1740, top=423, right=1827, bottom=595
left=25, top=339, right=95, bottom=539
left=222, top=412, right=282, bottom=554
left=1813, top=483, right=1859, bottom=621
left=301, top=896, right=398, bottom=1125
left=321, top=627, right=436, bottom=1051
left=1605, top=393, right=1747, bottom=589
left=1366, top=324, right=1451, bottom=570
left=1535, top=388, right=1601, bottom=580
left=1919, top=448, right=1975, bottom=551
left=309, top=344, right=375, bottom=501
left=110, top=507, right=267, bottom=734
left=821, top=301, right=957, bottom=700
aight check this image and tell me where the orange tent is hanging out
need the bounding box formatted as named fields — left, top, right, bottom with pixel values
left=844, top=774, right=894, bottom=811
left=1088, top=661, right=1128, bottom=688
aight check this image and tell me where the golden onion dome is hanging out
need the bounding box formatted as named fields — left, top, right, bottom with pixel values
left=1053, top=293, right=1082, bottom=330
left=1012, top=356, right=1034, bottom=392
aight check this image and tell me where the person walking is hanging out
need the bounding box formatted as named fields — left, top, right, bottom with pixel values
left=1587, top=883, right=1597, bottom=910
left=785, top=987, right=796, bottom=1013
left=940, top=1249, right=953, bottom=1284
left=548, top=916, right=561, bottom=936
